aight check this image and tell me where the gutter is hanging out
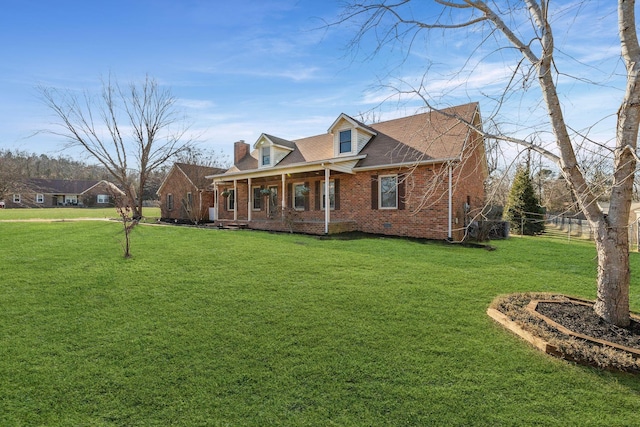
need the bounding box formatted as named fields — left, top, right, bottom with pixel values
left=353, top=156, right=460, bottom=172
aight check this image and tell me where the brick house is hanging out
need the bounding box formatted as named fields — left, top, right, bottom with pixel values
left=2, top=178, right=124, bottom=208
left=208, top=103, right=488, bottom=240
left=157, top=163, right=226, bottom=222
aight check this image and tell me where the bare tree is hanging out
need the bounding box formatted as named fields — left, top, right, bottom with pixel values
left=111, top=191, right=136, bottom=258
left=338, top=1, right=640, bottom=327
left=39, top=74, right=194, bottom=218
left=0, top=151, right=24, bottom=205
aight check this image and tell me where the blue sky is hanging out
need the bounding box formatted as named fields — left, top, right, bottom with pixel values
left=0, top=0, right=627, bottom=167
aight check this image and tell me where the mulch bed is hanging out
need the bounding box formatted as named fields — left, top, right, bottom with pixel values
left=489, top=293, right=640, bottom=372
left=535, top=301, right=640, bottom=350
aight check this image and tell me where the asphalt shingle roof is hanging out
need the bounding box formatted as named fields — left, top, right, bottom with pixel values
left=227, top=102, right=479, bottom=172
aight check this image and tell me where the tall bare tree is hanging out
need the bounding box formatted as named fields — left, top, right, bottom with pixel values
left=338, top=1, right=640, bottom=326
left=40, top=75, right=194, bottom=218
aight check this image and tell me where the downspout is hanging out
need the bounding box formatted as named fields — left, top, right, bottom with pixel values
left=448, top=163, right=453, bottom=240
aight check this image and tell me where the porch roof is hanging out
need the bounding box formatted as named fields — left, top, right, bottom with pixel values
left=208, top=155, right=366, bottom=183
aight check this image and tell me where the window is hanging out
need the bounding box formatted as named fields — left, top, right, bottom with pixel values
left=65, top=195, right=78, bottom=205
left=320, top=180, right=335, bottom=210
left=35, top=194, right=44, bottom=204
left=13, top=194, right=21, bottom=203
left=252, top=187, right=262, bottom=210
left=227, top=189, right=235, bottom=211
left=167, top=193, right=174, bottom=210
left=380, top=175, right=398, bottom=209
left=97, top=194, right=109, bottom=204
left=261, top=146, right=270, bottom=166
left=339, top=130, right=352, bottom=154
left=293, top=183, right=307, bottom=210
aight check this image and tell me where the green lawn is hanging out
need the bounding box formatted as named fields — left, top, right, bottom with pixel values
left=0, top=207, right=160, bottom=220
left=1, top=221, right=639, bottom=425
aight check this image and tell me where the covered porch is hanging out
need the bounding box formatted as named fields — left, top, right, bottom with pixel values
left=210, top=160, right=358, bottom=235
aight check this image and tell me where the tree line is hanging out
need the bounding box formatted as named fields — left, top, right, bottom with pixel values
left=0, top=147, right=228, bottom=205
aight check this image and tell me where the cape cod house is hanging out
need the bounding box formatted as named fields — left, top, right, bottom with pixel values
left=208, top=102, right=488, bottom=240
left=2, top=178, right=123, bottom=208
left=157, top=163, right=226, bottom=223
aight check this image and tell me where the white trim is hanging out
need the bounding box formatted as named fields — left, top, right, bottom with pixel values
left=251, top=184, right=262, bottom=212
left=327, top=113, right=377, bottom=137
left=260, top=146, right=271, bottom=167
left=35, top=193, right=44, bottom=204
left=354, top=157, right=460, bottom=172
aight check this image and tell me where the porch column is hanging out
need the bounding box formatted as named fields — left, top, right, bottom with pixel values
left=213, top=184, right=218, bottom=221
left=324, top=167, right=330, bottom=234
left=247, top=177, right=252, bottom=222
left=281, top=173, right=286, bottom=218
left=234, top=179, right=238, bottom=222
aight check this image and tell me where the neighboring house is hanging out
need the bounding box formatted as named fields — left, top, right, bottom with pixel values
left=208, top=102, right=488, bottom=240
left=2, top=178, right=124, bottom=208
left=157, top=163, right=226, bottom=222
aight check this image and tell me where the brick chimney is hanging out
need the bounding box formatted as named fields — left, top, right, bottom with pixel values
left=233, top=140, right=249, bottom=165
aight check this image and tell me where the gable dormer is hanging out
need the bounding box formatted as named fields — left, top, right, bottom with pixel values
left=254, top=134, right=295, bottom=169
left=328, top=114, right=377, bottom=158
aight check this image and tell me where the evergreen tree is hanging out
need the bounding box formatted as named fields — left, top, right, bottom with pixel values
left=505, top=165, right=545, bottom=235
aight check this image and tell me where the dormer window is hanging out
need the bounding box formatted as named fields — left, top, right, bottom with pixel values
left=261, top=146, right=271, bottom=166
left=339, top=130, right=352, bottom=154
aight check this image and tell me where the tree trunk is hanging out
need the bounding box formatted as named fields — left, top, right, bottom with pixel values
left=594, top=223, right=631, bottom=326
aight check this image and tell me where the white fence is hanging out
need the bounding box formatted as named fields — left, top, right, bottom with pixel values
left=545, top=214, right=640, bottom=250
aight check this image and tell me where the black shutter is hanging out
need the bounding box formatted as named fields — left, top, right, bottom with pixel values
left=398, top=175, right=406, bottom=210
left=287, top=183, right=292, bottom=208
left=304, top=181, right=310, bottom=211
left=371, top=175, right=378, bottom=210
left=334, top=179, right=340, bottom=210
left=314, top=181, right=320, bottom=210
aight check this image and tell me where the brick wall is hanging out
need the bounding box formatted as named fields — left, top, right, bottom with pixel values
left=159, top=169, right=214, bottom=221
left=215, top=132, right=487, bottom=239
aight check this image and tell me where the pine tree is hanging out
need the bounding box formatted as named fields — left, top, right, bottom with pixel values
left=505, top=165, right=545, bottom=235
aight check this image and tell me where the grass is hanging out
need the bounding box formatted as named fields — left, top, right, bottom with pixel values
left=0, top=207, right=160, bottom=220
left=1, top=215, right=640, bottom=425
